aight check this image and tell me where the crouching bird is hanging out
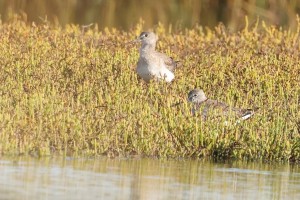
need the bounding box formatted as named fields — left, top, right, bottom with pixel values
left=188, top=89, right=257, bottom=124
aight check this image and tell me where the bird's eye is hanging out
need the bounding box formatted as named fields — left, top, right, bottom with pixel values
left=145, top=34, right=148, bottom=37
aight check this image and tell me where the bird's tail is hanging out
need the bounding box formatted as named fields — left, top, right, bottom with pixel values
left=240, top=109, right=255, bottom=120
left=235, top=107, right=259, bottom=124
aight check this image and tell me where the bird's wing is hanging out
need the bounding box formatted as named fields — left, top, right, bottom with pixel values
left=199, top=99, right=229, bottom=119
left=206, top=99, right=229, bottom=111
left=198, top=99, right=257, bottom=123
left=156, top=52, right=179, bottom=72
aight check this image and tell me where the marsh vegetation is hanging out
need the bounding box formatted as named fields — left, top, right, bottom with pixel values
left=0, top=16, right=299, bottom=162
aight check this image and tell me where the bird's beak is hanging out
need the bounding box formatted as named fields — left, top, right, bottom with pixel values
left=126, top=37, right=141, bottom=45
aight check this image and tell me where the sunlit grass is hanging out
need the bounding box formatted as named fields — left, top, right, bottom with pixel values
left=0, top=16, right=299, bottom=162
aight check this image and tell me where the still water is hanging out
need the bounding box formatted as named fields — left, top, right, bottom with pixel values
left=1, top=156, right=300, bottom=200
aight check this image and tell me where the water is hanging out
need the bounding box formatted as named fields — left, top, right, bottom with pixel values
left=1, top=157, right=300, bottom=200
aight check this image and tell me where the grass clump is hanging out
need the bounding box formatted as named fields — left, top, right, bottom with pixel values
left=0, top=16, right=299, bottom=162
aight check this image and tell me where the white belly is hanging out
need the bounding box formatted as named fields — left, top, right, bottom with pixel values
left=136, top=65, right=174, bottom=82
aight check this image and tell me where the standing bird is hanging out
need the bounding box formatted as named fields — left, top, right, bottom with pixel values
left=188, top=89, right=256, bottom=123
left=131, top=32, right=178, bottom=83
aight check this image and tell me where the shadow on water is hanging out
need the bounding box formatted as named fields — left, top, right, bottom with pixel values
left=1, top=156, right=300, bottom=200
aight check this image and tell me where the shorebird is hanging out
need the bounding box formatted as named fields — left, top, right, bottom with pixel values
left=131, top=31, right=178, bottom=83
left=188, top=89, right=256, bottom=123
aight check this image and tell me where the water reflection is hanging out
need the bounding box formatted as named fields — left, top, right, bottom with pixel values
left=0, top=157, right=300, bottom=200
